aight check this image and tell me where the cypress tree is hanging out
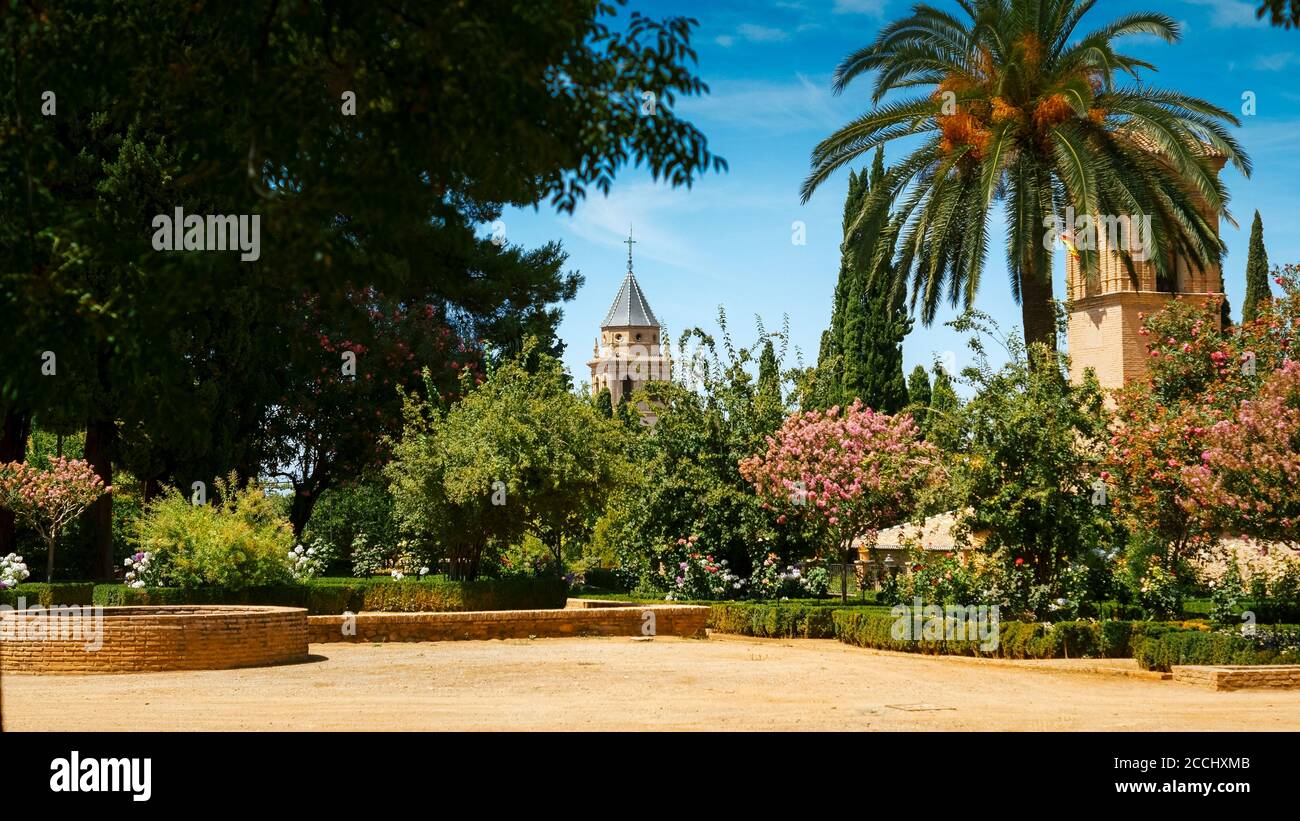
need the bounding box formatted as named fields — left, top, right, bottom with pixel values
left=758, top=339, right=781, bottom=405
left=927, top=365, right=958, bottom=443
left=811, top=169, right=862, bottom=408
left=1243, top=210, right=1271, bottom=324
left=755, top=338, right=785, bottom=431
left=595, top=387, right=613, bottom=418
left=908, top=365, right=932, bottom=407
left=813, top=148, right=910, bottom=412
left=907, top=365, right=932, bottom=426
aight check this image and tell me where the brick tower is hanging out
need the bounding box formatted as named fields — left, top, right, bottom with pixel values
left=1066, top=152, right=1229, bottom=389
left=587, top=230, right=671, bottom=419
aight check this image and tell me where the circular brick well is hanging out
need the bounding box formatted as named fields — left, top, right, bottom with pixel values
left=0, top=605, right=308, bottom=675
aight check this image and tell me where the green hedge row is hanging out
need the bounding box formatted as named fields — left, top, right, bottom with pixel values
left=830, top=610, right=1210, bottom=661
left=2, top=577, right=567, bottom=614
left=0, top=582, right=96, bottom=608
left=1131, top=626, right=1300, bottom=672
left=708, top=602, right=862, bottom=638
left=92, top=576, right=568, bottom=614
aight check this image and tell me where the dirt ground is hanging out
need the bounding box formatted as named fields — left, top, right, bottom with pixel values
left=4, top=634, right=1300, bottom=731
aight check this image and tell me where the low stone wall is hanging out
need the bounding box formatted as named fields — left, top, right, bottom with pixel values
left=1172, top=664, right=1300, bottom=691
left=309, top=605, right=709, bottom=643
left=564, top=598, right=640, bottom=609
left=0, top=605, right=308, bottom=675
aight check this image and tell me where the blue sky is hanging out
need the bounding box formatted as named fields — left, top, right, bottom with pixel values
left=500, top=0, right=1300, bottom=393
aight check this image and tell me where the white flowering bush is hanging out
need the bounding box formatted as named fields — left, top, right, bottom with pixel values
left=350, top=532, right=394, bottom=577
left=748, top=553, right=831, bottom=599
left=122, top=551, right=158, bottom=589
left=288, top=543, right=326, bottom=581
left=0, top=553, right=31, bottom=590
left=390, top=548, right=431, bottom=581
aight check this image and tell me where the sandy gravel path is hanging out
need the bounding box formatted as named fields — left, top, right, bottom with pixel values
left=4, top=635, right=1298, bottom=731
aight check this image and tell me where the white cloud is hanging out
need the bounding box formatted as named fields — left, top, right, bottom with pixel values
left=715, top=34, right=735, bottom=47
left=1182, top=0, right=1267, bottom=28
left=736, top=23, right=790, bottom=43
left=833, top=0, right=887, bottom=15
left=679, top=74, right=857, bottom=136
left=1253, top=51, right=1300, bottom=70
left=564, top=183, right=723, bottom=278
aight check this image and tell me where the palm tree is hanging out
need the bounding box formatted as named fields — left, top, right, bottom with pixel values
left=802, top=0, right=1250, bottom=353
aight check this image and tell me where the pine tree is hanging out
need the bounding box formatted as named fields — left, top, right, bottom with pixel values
left=1243, top=210, right=1271, bottom=324
left=812, top=148, right=910, bottom=412
left=595, top=387, right=613, bottom=418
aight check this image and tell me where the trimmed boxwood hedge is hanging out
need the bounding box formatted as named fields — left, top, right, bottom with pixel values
left=0, top=582, right=95, bottom=608
left=0, top=582, right=96, bottom=608
left=709, top=602, right=849, bottom=638
left=1131, top=626, right=1300, bottom=672
left=830, top=610, right=1213, bottom=661
left=88, top=576, right=568, bottom=614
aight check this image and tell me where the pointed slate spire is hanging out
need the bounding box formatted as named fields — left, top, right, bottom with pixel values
left=601, top=228, right=659, bottom=328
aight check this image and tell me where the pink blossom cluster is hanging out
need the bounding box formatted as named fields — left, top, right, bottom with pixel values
left=1181, top=360, right=1300, bottom=547
left=0, top=458, right=111, bottom=565
left=739, top=399, right=941, bottom=549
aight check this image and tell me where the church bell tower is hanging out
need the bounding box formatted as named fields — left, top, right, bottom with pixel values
left=587, top=230, right=671, bottom=419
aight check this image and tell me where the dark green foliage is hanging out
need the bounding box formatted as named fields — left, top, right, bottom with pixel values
left=386, top=345, right=632, bottom=580
left=595, top=387, right=614, bottom=419
left=578, top=567, right=631, bottom=593
left=303, top=481, right=398, bottom=574
left=1243, top=211, right=1271, bottom=324
left=938, top=313, right=1123, bottom=583
left=598, top=312, right=805, bottom=585
left=1257, top=0, right=1300, bottom=29
left=89, top=576, right=568, bottom=614
left=1132, top=626, right=1300, bottom=672
left=1, top=0, right=723, bottom=575
left=757, top=339, right=782, bottom=415
left=708, top=602, right=845, bottom=638
left=832, top=611, right=1207, bottom=661
left=907, top=365, right=931, bottom=412
left=0, top=582, right=96, bottom=608
left=811, top=149, right=910, bottom=412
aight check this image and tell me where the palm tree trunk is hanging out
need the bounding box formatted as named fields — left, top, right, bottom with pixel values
left=1019, top=268, right=1057, bottom=355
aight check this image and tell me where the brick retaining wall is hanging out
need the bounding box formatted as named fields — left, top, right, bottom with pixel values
left=309, top=604, right=709, bottom=643
left=1172, top=664, right=1300, bottom=690
left=0, top=605, right=308, bottom=675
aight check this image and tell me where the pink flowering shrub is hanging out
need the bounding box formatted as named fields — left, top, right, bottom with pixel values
left=1108, top=263, right=1300, bottom=559
left=0, top=458, right=110, bottom=583
left=1183, top=361, right=1300, bottom=549
left=739, top=400, right=941, bottom=574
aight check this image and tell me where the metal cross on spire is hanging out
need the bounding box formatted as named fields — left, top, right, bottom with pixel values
left=624, top=226, right=636, bottom=274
